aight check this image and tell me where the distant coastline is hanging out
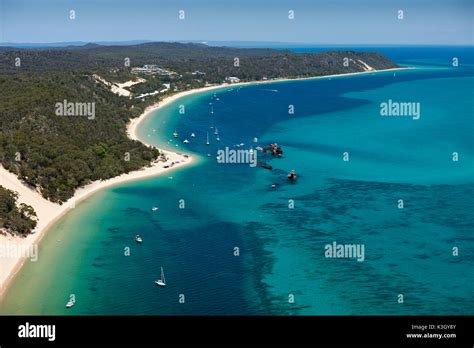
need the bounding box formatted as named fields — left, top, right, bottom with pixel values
left=0, top=65, right=411, bottom=300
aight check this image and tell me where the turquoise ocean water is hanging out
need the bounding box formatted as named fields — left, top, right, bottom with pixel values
left=1, top=46, right=473, bottom=315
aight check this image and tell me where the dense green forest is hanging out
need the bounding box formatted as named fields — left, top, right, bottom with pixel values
left=0, top=72, right=160, bottom=203
left=0, top=42, right=397, bottom=81
left=0, top=42, right=398, bottom=208
left=0, top=186, right=37, bottom=236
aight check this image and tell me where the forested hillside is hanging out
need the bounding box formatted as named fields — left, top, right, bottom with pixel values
left=0, top=72, right=159, bottom=203
left=0, top=42, right=397, bottom=81
left=0, top=42, right=398, bottom=204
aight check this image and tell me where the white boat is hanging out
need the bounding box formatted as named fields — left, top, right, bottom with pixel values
left=135, top=235, right=143, bottom=243
left=216, top=136, right=220, bottom=141
left=206, top=132, right=210, bottom=145
left=191, top=133, right=196, bottom=138
left=152, top=207, right=158, bottom=211
left=207, top=153, right=211, bottom=157
left=253, top=137, right=258, bottom=143
left=173, top=131, right=178, bottom=138
left=155, top=266, right=166, bottom=287
left=214, top=127, right=219, bottom=135
left=183, top=139, right=189, bottom=143
left=66, top=298, right=75, bottom=308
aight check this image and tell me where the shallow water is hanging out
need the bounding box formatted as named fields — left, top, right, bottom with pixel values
left=1, top=46, right=472, bottom=315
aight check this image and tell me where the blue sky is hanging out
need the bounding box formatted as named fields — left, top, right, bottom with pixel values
left=0, top=0, right=472, bottom=45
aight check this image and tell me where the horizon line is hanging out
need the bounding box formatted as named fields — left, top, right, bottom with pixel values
left=1, top=40, right=473, bottom=47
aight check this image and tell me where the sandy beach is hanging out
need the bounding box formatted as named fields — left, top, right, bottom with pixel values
left=0, top=66, right=410, bottom=300
left=0, top=104, right=195, bottom=299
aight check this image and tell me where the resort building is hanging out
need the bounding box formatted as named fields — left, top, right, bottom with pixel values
left=131, top=65, right=177, bottom=76
left=191, top=70, right=206, bottom=76
left=225, top=76, right=240, bottom=83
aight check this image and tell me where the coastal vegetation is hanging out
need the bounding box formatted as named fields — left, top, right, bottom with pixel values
left=0, top=72, right=160, bottom=203
left=0, top=42, right=398, bottom=229
left=0, top=186, right=37, bottom=236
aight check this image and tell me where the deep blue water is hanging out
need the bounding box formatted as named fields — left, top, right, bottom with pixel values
left=1, top=46, right=473, bottom=315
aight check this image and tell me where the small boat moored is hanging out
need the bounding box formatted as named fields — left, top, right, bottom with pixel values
left=287, top=170, right=297, bottom=181
left=135, top=235, right=143, bottom=243
left=66, top=297, right=76, bottom=308
left=155, top=266, right=166, bottom=287
left=260, top=162, right=272, bottom=170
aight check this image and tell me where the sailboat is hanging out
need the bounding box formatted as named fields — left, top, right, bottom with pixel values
left=214, top=127, right=219, bottom=135
left=206, top=132, right=210, bottom=145
left=173, top=130, right=178, bottom=138
left=66, top=297, right=76, bottom=308
left=154, top=266, right=166, bottom=287
left=191, top=133, right=196, bottom=138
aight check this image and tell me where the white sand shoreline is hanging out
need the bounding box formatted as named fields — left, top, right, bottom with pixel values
left=0, top=103, right=197, bottom=300
left=0, top=66, right=410, bottom=300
